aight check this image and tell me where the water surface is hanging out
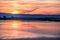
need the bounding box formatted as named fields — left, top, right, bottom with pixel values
left=0, top=20, right=60, bottom=39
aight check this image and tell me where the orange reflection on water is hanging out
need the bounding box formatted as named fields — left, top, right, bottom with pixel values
left=0, top=20, right=60, bottom=30
left=0, top=20, right=60, bottom=39
left=0, top=20, right=20, bottom=29
left=11, top=20, right=20, bottom=28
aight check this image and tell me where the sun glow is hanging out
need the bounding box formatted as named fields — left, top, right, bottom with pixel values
left=11, top=10, right=19, bottom=14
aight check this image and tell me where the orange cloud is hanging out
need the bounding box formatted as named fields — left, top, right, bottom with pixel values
left=28, top=7, right=60, bottom=14
left=0, top=1, right=60, bottom=14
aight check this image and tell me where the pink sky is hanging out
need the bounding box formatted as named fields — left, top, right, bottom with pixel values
left=0, top=0, right=60, bottom=14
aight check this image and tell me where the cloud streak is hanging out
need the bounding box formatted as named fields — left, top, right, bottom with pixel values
left=0, top=0, right=60, bottom=14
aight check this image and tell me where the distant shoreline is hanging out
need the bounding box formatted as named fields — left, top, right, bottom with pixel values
left=0, top=18, right=60, bottom=22
left=0, top=37, right=60, bottom=40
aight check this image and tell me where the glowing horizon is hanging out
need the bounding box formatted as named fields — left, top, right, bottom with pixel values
left=11, top=10, right=20, bottom=14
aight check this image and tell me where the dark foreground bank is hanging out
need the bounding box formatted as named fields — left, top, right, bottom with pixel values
left=0, top=13, right=60, bottom=21
left=0, top=19, right=60, bottom=22
left=0, top=37, right=60, bottom=40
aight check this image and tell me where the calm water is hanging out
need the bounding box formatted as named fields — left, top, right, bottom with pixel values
left=0, top=20, right=60, bottom=39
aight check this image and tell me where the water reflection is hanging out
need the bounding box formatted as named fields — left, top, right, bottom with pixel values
left=0, top=20, right=60, bottom=39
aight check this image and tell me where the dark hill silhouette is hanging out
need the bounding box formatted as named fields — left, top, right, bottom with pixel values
left=0, top=13, right=60, bottom=21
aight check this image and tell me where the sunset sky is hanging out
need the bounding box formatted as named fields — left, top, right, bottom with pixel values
left=0, top=0, right=60, bottom=14
left=0, top=0, right=60, bottom=39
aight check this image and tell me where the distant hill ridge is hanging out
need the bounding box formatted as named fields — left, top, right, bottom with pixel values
left=0, top=13, right=60, bottom=21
